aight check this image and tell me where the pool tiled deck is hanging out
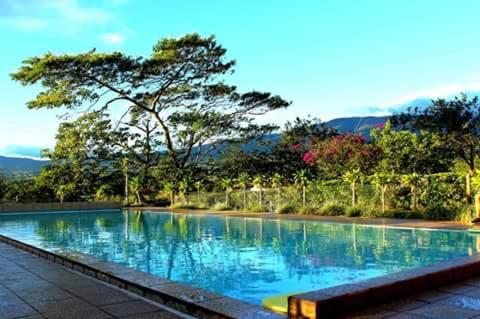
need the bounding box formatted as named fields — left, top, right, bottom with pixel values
left=346, top=279, right=480, bottom=318
left=0, top=242, right=184, bottom=319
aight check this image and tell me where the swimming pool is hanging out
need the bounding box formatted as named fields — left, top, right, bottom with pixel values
left=0, top=210, right=478, bottom=305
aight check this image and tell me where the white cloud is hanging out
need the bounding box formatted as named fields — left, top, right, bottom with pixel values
left=5, top=17, right=48, bottom=31
left=379, top=82, right=480, bottom=108
left=100, top=32, right=125, bottom=44
left=1, top=0, right=114, bottom=34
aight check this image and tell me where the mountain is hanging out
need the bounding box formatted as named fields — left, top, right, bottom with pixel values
left=0, top=156, right=49, bottom=175
left=325, top=116, right=388, bottom=138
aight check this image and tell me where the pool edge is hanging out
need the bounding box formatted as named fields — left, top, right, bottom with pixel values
left=0, top=234, right=284, bottom=319
left=288, top=255, right=480, bottom=318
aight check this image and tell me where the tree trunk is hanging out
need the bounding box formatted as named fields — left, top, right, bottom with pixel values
left=136, top=191, right=142, bottom=205
left=381, top=186, right=385, bottom=214
left=225, top=190, right=229, bottom=207
left=259, top=189, right=263, bottom=206
left=302, top=185, right=306, bottom=206
left=352, top=181, right=356, bottom=206
left=243, top=187, right=247, bottom=208
left=411, top=185, right=417, bottom=211
left=467, top=172, right=473, bottom=204
left=125, top=173, right=129, bottom=205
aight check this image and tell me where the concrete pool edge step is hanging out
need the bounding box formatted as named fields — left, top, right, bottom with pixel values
left=0, top=235, right=284, bottom=319
left=289, top=255, right=480, bottom=318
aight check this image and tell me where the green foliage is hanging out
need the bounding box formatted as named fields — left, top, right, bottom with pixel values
left=371, top=121, right=454, bottom=174
left=423, top=205, right=458, bottom=221
left=245, top=203, right=267, bottom=213
left=345, top=206, right=363, bottom=217
left=320, top=202, right=347, bottom=216
left=298, top=205, right=318, bottom=215
left=211, top=202, right=231, bottom=211
left=276, top=203, right=298, bottom=214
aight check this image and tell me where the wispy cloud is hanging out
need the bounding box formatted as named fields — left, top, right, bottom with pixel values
left=379, top=82, right=480, bottom=108
left=0, top=0, right=116, bottom=34
left=100, top=32, right=125, bottom=44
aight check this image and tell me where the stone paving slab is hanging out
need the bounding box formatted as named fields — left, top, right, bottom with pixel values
left=0, top=242, right=184, bottom=319
left=345, top=275, right=480, bottom=319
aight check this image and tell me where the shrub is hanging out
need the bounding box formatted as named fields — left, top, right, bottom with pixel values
left=245, top=203, right=267, bottom=213
left=423, top=205, right=458, bottom=220
left=298, top=205, right=318, bottom=215
left=276, top=203, right=298, bottom=214
left=345, top=206, right=362, bottom=217
left=210, top=202, right=231, bottom=211
left=320, top=202, right=346, bottom=216
left=171, top=202, right=207, bottom=210
left=456, top=205, right=474, bottom=224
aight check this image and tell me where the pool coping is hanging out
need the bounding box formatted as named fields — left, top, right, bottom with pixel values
left=0, top=234, right=284, bottom=319
left=131, top=206, right=470, bottom=230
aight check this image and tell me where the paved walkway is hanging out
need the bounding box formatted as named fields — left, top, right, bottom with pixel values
left=347, top=279, right=480, bottom=319
left=0, top=242, right=184, bottom=319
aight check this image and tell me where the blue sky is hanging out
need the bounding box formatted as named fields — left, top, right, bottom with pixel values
left=1, top=0, right=480, bottom=157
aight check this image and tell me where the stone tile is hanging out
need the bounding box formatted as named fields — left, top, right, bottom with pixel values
left=43, top=308, right=113, bottom=319
left=0, top=289, right=24, bottom=307
left=463, top=277, right=480, bottom=287
left=30, top=297, right=94, bottom=314
left=386, top=314, right=429, bottom=319
left=379, top=299, right=429, bottom=312
left=67, top=284, right=119, bottom=297
left=196, top=297, right=264, bottom=318
left=21, top=289, right=75, bottom=303
left=100, top=300, right=160, bottom=317
left=438, top=295, right=480, bottom=311
left=408, top=303, right=480, bottom=319
left=124, top=311, right=181, bottom=319
left=79, top=290, right=138, bottom=306
left=345, top=306, right=397, bottom=319
left=0, top=303, right=39, bottom=319
left=438, top=284, right=478, bottom=295
left=411, top=290, right=455, bottom=303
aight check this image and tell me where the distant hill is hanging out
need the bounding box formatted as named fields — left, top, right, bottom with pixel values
left=0, top=156, right=49, bottom=175
left=325, top=116, right=388, bottom=138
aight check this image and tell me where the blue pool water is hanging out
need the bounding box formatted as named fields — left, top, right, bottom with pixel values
left=0, top=210, right=478, bottom=305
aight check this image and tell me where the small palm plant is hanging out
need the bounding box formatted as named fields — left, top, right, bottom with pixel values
left=401, top=173, right=422, bottom=211
left=178, top=178, right=189, bottom=203
left=270, top=173, right=283, bottom=209
left=294, top=169, right=310, bottom=206
left=129, top=176, right=142, bottom=204
left=237, top=173, right=250, bottom=208
left=371, top=172, right=393, bottom=214
left=163, top=181, right=175, bottom=207
left=343, top=168, right=361, bottom=206
left=194, top=180, right=202, bottom=201
left=252, top=175, right=265, bottom=206
left=120, top=157, right=129, bottom=205
left=219, top=177, right=234, bottom=207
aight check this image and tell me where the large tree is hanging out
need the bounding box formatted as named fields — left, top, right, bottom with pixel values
left=391, top=94, right=480, bottom=173
left=12, top=33, right=290, bottom=181
left=371, top=121, right=454, bottom=174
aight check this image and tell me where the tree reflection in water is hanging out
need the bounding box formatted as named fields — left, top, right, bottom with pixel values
left=0, top=211, right=478, bottom=305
